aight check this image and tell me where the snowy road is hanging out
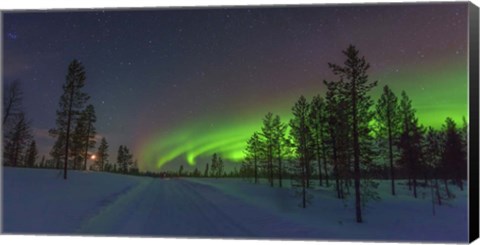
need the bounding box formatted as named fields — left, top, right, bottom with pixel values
left=3, top=168, right=468, bottom=242
left=76, top=177, right=315, bottom=238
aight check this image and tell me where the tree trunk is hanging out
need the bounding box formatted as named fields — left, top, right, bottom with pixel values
left=63, top=82, right=75, bottom=180
left=83, top=120, right=91, bottom=171
left=352, top=82, right=363, bottom=223
left=388, top=120, right=395, bottom=195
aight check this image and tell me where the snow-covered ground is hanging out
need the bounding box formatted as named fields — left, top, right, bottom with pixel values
left=2, top=167, right=468, bottom=242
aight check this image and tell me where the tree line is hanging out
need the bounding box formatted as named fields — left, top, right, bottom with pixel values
left=240, top=45, right=467, bottom=222
left=3, top=60, right=139, bottom=177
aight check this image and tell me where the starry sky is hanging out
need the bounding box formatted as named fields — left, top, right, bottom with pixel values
left=2, top=3, right=468, bottom=172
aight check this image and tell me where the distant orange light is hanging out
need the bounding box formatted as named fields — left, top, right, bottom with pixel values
left=91, top=155, right=96, bottom=160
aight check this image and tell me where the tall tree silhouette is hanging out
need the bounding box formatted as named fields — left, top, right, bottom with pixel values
left=328, top=45, right=377, bottom=223
left=375, top=85, right=400, bottom=195
left=244, top=132, right=262, bottom=183
left=290, top=95, right=313, bottom=208
left=50, top=59, right=89, bottom=179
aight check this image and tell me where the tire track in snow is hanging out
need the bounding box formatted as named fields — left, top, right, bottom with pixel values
left=75, top=178, right=153, bottom=234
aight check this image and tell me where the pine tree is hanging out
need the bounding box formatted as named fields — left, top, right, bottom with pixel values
left=290, top=95, right=313, bottom=208
left=117, top=145, right=125, bottom=173
left=441, top=117, right=466, bottom=191
left=49, top=134, right=65, bottom=169
left=324, top=80, right=350, bottom=199
left=375, top=85, right=400, bottom=195
left=328, top=45, right=377, bottom=223
left=96, top=137, right=109, bottom=171
left=309, top=95, right=329, bottom=187
left=39, top=155, right=46, bottom=168
left=117, top=145, right=133, bottom=174
left=210, top=153, right=218, bottom=177
left=130, top=159, right=139, bottom=174
left=398, top=91, right=423, bottom=198
left=204, top=163, right=209, bottom=177
left=423, top=127, right=444, bottom=205
left=216, top=156, right=224, bottom=177
left=3, top=80, right=23, bottom=125
left=272, top=115, right=288, bottom=187
left=3, top=113, right=32, bottom=167
left=25, top=140, right=38, bottom=167
left=81, top=105, right=97, bottom=170
left=244, top=132, right=262, bottom=183
left=261, top=112, right=276, bottom=187
left=50, top=59, right=89, bottom=179
left=179, top=165, right=184, bottom=176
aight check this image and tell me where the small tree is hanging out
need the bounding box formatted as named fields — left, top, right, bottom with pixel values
left=3, top=80, right=23, bottom=125
left=96, top=137, right=109, bottom=171
left=3, top=113, right=32, bottom=166
left=204, top=163, right=209, bottom=177
left=441, top=117, right=466, bottom=191
left=24, top=140, right=38, bottom=167
left=244, top=132, right=263, bottom=183
left=179, top=165, right=184, bottom=176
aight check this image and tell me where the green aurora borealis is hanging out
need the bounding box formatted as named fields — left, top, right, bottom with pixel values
left=139, top=57, right=468, bottom=170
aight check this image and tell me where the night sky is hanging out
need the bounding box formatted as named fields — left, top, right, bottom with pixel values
left=3, top=3, right=468, bottom=172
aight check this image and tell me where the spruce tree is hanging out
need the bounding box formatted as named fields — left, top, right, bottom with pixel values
left=328, top=45, right=377, bottom=223
left=375, top=85, right=400, bottom=195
